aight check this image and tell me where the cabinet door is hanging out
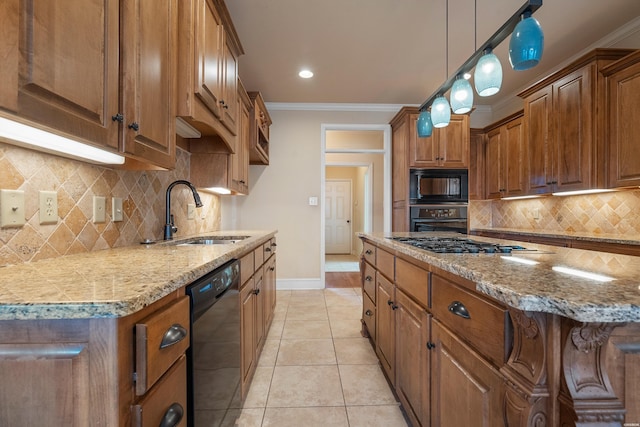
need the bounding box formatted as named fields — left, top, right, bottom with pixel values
left=504, top=116, right=527, bottom=196
left=375, top=273, right=396, bottom=386
left=608, top=58, right=640, bottom=187
left=484, top=127, right=503, bottom=199
left=195, top=0, right=224, bottom=118
left=525, top=86, right=553, bottom=195
left=240, top=279, right=256, bottom=397
left=263, top=256, right=277, bottom=327
left=439, top=115, right=470, bottom=168
left=392, top=119, right=410, bottom=203
left=553, top=67, right=593, bottom=192
left=120, top=0, right=177, bottom=169
left=395, top=290, right=430, bottom=427
left=231, top=84, right=250, bottom=194
left=410, top=114, right=440, bottom=168
left=431, top=320, right=504, bottom=427
left=220, top=40, right=238, bottom=134
left=468, top=130, right=485, bottom=200
left=254, top=268, right=265, bottom=352
left=0, top=0, right=119, bottom=152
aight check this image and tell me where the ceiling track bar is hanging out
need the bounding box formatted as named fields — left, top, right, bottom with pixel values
left=419, top=0, right=542, bottom=111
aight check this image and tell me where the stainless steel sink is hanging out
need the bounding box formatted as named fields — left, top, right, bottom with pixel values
left=174, top=236, right=248, bottom=246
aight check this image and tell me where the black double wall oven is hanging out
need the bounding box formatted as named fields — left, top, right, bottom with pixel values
left=409, top=168, right=469, bottom=234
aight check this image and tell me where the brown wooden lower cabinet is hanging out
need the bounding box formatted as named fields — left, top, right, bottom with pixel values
left=360, top=238, right=640, bottom=427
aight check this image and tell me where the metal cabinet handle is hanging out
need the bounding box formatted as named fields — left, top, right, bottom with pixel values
left=271, top=242, right=277, bottom=247
left=365, top=275, right=373, bottom=282
left=448, top=301, right=471, bottom=319
left=365, top=309, right=373, bottom=317
left=392, top=304, right=398, bottom=310
left=269, top=266, right=275, bottom=271
left=254, top=289, right=261, bottom=295
left=365, top=250, right=372, bottom=255
left=426, top=342, right=436, bottom=350
left=387, top=300, right=393, bottom=306
left=159, top=324, right=188, bottom=349
left=128, top=122, right=139, bottom=131
left=111, top=113, right=123, bottom=123
left=159, top=402, right=184, bottom=427
left=265, top=247, right=272, bottom=252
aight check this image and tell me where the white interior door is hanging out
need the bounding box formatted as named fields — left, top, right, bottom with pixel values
left=325, top=179, right=352, bottom=254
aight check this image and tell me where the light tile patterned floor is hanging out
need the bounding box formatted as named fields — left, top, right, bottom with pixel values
left=231, top=288, right=409, bottom=427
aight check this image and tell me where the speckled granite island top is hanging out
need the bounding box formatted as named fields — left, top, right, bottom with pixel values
left=0, top=230, right=276, bottom=320
left=360, top=232, right=640, bottom=323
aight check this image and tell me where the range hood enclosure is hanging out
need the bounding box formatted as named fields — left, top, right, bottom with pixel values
left=189, top=137, right=239, bottom=195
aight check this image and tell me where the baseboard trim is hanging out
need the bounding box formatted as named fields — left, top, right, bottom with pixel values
left=276, top=278, right=324, bottom=290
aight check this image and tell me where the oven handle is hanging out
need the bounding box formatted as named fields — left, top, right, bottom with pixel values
left=159, top=324, right=188, bottom=349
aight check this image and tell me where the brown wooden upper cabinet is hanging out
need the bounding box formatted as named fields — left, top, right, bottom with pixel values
left=177, top=0, right=243, bottom=153
left=484, top=113, right=526, bottom=199
left=518, top=49, right=634, bottom=195
left=602, top=50, right=640, bottom=188
left=0, top=0, right=177, bottom=169
left=248, top=92, right=272, bottom=165
left=410, top=114, right=470, bottom=168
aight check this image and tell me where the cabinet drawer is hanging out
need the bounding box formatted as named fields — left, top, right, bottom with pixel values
left=377, top=248, right=395, bottom=282
left=240, top=251, right=254, bottom=287
left=362, top=293, right=376, bottom=340
left=264, top=238, right=276, bottom=259
left=431, top=275, right=508, bottom=366
left=362, top=262, right=376, bottom=303
left=135, top=296, right=190, bottom=395
left=396, top=257, right=429, bottom=308
left=132, top=355, right=187, bottom=427
left=363, top=242, right=376, bottom=265
left=255, top=246, right=264, bottom=268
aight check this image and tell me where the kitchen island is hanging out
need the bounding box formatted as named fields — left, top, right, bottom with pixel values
left=0, top=230, right=277, bottom=426
left=359, top=232, right=640, bottom=427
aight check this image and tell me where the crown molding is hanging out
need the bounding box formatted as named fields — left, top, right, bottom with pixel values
left=264, top=102, right=415, bottom=112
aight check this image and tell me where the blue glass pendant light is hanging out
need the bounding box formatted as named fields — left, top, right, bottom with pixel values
left=450, top=76, right=474, bottom=114
left=416, top=110, right=433, bottom=137
left=431, top=96, right=451, bottom=128
left=509, top=10, right=544, bottom=71
left=474, top=48, right=503, bottom=97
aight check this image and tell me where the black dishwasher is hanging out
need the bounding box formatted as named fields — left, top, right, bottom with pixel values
left=185, top=259, right=240, bottom=427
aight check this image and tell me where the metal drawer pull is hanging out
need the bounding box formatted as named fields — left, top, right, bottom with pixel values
left=365, top=275, right=373, bottom=281
left=159, top=324, right=188, bottom=349
left=265, top=247, right=272, bottom=252
left=365, top=249, right=372, bottom=255
left=365, top=309, right=373, bottom=316
left=159, top=402, right=184, bottom=427
left=448, top=301, right=471, bottom=319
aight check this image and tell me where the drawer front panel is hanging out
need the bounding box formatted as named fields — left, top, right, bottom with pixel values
left=254, top=246, right=264, bottom=268
left=362, top=293, right=376, bottom=340
left=264, top=238, right=276, bottom=259
left=362, top=262, right=376, bottom=303
left=396, top=257, right=429, bottom=308
left=377, top=248, right=395, bottom=282
left=132, top=355, right=187, bottom=427
left=135, top=296, right=190, bottom=395
left=240, top=251, right=254, bottom=287
left=431, top=274, right=507, bottom=365
left=363, top=241, right=376, bottom=265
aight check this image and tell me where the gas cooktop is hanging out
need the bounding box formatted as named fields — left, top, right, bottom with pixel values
left=390, top=236, right=528, bottom=254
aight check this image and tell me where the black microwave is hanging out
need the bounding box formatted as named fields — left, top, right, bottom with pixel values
left=410, top=168, right=469, bottom=203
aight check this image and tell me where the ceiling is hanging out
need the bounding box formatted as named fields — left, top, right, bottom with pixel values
left=227, top=0, right=640, bottom=109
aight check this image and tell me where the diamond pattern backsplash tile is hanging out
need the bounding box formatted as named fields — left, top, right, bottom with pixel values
left=469, top=189, right=640, bottom=238
left=0, top=142, right=221, bottom=266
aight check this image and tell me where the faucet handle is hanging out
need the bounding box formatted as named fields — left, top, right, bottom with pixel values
left=170, top=214, right=178, bottom=234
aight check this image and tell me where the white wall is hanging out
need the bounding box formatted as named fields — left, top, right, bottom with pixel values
left=221, top=107, right=397, bottom=288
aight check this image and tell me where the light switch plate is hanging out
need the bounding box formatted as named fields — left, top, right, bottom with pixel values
left=93, top=196, right=106, bottom=223
left=39, top=190, right=58, bottom=225
left=187, top=203, right=195, bottom=220
left=0, top=189, right=26, bottom=228
left=309, top=196, right=318, bottom=206
left=112, top=197, right=123, bottom=222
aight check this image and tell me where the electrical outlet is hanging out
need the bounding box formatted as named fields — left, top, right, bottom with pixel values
left=187, top=203, right=195, bottom=220
left=112, top=197, right=123, bottom=222
left=39, top=191, right=58, bottom=225
left=93, top=196, right=106, bottom=223
left=0, top=189, right=26, bottom=228
left=532, top=208, right=540, bottom=220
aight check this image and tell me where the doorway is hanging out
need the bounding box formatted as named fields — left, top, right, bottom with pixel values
left=320, top=124, right=391, bottom=285
left=325, top=179, right=353, bottom=254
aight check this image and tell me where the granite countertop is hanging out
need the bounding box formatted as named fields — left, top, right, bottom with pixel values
left=0, top=230, right=276, bottom=320
left=471, top=227, right=640, bottom=246
left=360, top=232, right=640, bottom=323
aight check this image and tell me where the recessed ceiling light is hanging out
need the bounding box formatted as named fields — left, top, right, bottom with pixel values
left=299, top=70, right=314, bottom=79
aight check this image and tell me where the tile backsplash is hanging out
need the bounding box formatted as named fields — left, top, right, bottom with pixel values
left=469, top=188, right=640, bottom=237
left=0, top=142, right=220, bottom=266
